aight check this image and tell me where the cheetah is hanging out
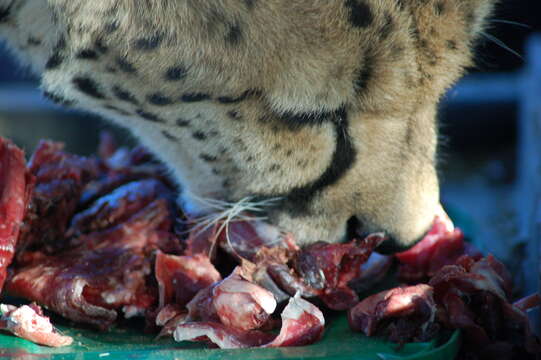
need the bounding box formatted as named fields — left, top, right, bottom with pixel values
left=0, top=0, right=496, bottom=251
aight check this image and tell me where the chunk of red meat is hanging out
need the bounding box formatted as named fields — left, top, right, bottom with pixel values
left=6, top=200, right=174, bottom=329
left=68, top=179, right=174, bottom=237
left=429, top=255, right=541, bottom=357
left=395, top=216, right=482, bottom=283
left=185, top=284, right=218, bottom=323
left=219, top=220, right=296, bottom=261
left=80, top=134, right=174, bottom=207
left=513, top=293, right=541, bottom=312
left=155, top=251, right=221, bottom=309
left=174, top=294, right=324, bottom=349
left=294, top=233, right=385, bottom=310
left=0, top=138, right=33, bottom=292
left=16, top=141, right=100, bottom=256
left=184, top=223, right=220, bottom=258
left=348, top=284, right=438, bottom=344
left=0, top=303, right=73, bottom=347
left=266, top=263, right=320, bottom=300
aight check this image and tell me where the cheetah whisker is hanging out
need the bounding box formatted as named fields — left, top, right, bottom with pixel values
left=480, top=31, right=523, bottom=60
left=490, top=19, right=531, bottom=29
left=181, top=195, right=281, bottom=241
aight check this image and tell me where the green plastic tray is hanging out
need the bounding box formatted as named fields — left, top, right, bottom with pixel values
left=0, top=313, right=460, bottom=360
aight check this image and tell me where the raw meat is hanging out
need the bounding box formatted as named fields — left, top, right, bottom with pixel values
left=0, top=303, right=73, bottom=347
left=0, top=138, right=33, bottom=291
left=17, top=141, right=100, bottom=256
left=174, top=294, right=324, bottom=349
left=395, top=216, right=480, bottom=283
left=348, top=284, right=438, bottom=344
left=155, top=251, right=221, bottom=309
left=294, top=233, right=386, bottom=310
left=6, top=199, right=173, bottom=329
left=429, top=255, right=541, bottom=357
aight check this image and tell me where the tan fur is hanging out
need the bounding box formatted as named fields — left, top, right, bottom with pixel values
left=0, top=0, right=496, bottom=248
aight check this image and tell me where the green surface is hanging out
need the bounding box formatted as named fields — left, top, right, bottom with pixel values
left=0, top=314, right=460, bottom=360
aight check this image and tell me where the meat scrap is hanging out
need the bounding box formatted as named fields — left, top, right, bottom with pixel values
left=348, top=284, right=439, bottom=344
left=6, top=199, right=174, bottom=330
left=0, top=303, right=73, bottom=347
left=155, top=250, right=221, bottom=309
left=2, top=134, right=537, bottom=355
left=0, top=138, right=33, bottom=291
left=17, top=141, right=100, bottom=256
left=174, top=294, right=324, bottom=349
left=293, top=233, right=386, bottom=310
left=430, top=255, right=541, bottom=358
left=395, top=216, right=480, bottom=283
left=211, top=268, right=277, bottom=331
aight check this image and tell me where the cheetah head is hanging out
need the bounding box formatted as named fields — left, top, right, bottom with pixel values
left=0, top=0, right=496, bottom=251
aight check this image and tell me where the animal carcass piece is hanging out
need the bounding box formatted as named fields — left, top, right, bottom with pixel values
left=0, top=138, right=33, bottom=292
left=395, top=216, right=480, bottom=283
left=174, top=293, right=324, bottom=349
left=347, top=284, right=439, bottom=344
left=429, top=255, right=541, bottom=358
left=3, top=136, right=179, bottom=333
left=0, top=303, right=73, bottom=347
left=1, top=134, right=538, bottom=356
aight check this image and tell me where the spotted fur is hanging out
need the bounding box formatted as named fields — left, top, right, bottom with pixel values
left=0, top=0, right=496, bottom=249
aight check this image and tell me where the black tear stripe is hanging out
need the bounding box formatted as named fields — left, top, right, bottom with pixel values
left=254, top=107, right=357, bottom=216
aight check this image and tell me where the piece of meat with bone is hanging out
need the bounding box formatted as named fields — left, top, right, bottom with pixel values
left=5, top=199, right=174, bottom=330
left=0, top=303, right=73, bottom=347
left=0, top=138, right=33, bottom=292
left=348, top=284, right=439, bottom=344
left=180, top=267, right=277, bottom=333
left=211, top=268, right=277, bottom=331
left=429, top=255, right=541, bottom=357
left=174, top=293, right=324, bottom=349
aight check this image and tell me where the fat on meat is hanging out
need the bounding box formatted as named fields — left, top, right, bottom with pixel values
left=211, top=268, right=277, bottom=331
left=174, top=294, right=324, bottom=349
left=0, top=303, right=73, bottom=347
